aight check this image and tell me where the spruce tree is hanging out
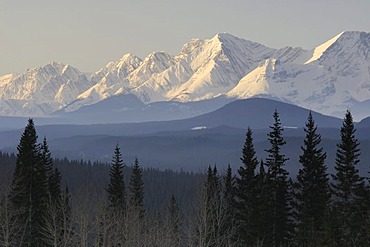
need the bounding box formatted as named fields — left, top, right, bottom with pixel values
left=196, top=165, right=222, bottom=247
left=206, top=166, right=221, bottom=206
left=40, top=137, right=54, bottom=193
left=10, top=119, right=49, bottom=246
left=254, top=160, right=272, bottom=246
left=331, top=110, right=368, bottom=246
left=49, top=168, right=62, bottom=204
left=126, top=158, right=145, bottom=246
left=129, top=158, right=145, bottom=217
left=223, top=164, right=235, bottom=214
left=222, top=165, right=235, bottom=245
left=295, top=112, right=330, bottom=246
left=167, top=194, right=181, bottom=246
left=107, top=144, right=126, bottom=211
left=265, top=110, right=292, bottom=247
left=235, top=127, right=259, bottom=246
left=61, top=186, right=73, bottom=245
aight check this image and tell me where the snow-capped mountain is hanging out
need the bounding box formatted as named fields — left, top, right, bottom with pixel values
left=0, top=62, right=94, bottom=115
left=228, top=31, right=370, bottom=118
left=0, top=31, right=369, bottom=120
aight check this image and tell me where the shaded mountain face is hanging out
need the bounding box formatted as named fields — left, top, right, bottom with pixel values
left=0, top=98, right=343, bottom=146
left=0, top=31, right=369, bottom=120
left=227, top=31, right=370, bottom=119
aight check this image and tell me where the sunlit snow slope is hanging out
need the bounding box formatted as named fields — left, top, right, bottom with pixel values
left=0, top=31, right=369, bottom=119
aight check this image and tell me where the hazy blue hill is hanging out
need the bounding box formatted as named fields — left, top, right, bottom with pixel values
left=0, top=98, right=343, bottom=148
left=0, top=98, right=359, bottom=176
left=55, top=95, right=233, bottom=124
left=187, top=98, right=343, bottom=129
left=42, top=131, right=370, bottom=176
left=357, top=116, right=370, bottom=128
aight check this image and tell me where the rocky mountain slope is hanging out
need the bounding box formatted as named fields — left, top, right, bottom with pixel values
left=0, top=31, right=369, bottom=120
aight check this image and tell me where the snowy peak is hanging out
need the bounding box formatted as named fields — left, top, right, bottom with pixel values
left=179, top=38, right=205, bottom=58
left=304, top=31, right=370, bottom=65
left=305, top=32, right=344, bottom=64
left=0, top=61, right=94, bottom=115
left=317, top=31, right=370, bottom=79
left=227, top=58, right=279, bottom=98
left=117, top=53, right=142, bottom=67
left=111, top=53, right=142, bottom=78
left=41, top=61, right=66, bottom=74
left=127, top=51, right=174, bottom=85
left=0, top=31, right=370, bottom=119
left=70, top=54, right=143, bottom=111
left=102, top=53, right=142, bottom=74
left=143, top=51, right=173, bottom=65
left=165, top=32, right=277, bottom=102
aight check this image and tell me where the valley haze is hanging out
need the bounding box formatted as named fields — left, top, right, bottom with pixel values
left=0, top=31, right=369, bottom=174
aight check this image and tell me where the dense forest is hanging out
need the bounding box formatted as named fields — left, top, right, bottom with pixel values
left=0, top=110, right=369, bottom=247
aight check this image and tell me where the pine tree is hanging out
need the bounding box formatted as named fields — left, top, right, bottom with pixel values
left=222, top=165, right=235, bottom=245
left=107, top=144, right=126, bottom=211
left=10, top=119, right=49, bottom=246
left=235, top=127, right=259, bottom=246
left=295, top=111, right=330, bottom=246
left=265, top=110, right=292, bottom=247
left=331, top=110, right=368, bottom=246
left=129, top=158, right=145, bottom=217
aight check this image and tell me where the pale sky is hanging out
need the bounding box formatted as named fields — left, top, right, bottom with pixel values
left=0, top=0, right=369, bottom=76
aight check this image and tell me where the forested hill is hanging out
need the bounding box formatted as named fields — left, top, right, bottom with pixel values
left=0, top=152, right=203, bottom=215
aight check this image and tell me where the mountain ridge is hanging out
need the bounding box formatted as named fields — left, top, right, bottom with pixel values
left=0, top=31, right=369, bottom=120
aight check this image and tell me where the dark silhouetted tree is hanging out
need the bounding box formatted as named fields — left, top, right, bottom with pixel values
left=40, top=137, right=54, bottom=194
left=167, top=194, right=181, bottom=246
left=265, top=110, right=293, bottom=247
left=107, top=144, right=126, bottom=211
left=331, top=110, right=368, bottom=246
left=222, top=164, right=235, bottom=245
left=10, top=119, right=48, bottom=246
left=129, top=158, right=145, bottom=217
left=235, top=127, right=259, bottom=246
left=295, top=111, right=330, bottom=246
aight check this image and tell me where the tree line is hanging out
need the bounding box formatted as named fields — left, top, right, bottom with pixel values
left=0, top=109, right=369, bottom=246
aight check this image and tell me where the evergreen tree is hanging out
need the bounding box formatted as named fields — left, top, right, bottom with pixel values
left=194, top=165, right=222, bottom=247
left=126, top=158, right=145, bottom=246
left=129, top=158, right=145, bottom=217
left=106, top=144, right=126, bottom=211
left=10, top=119, right=49, bottom=246
left=331, top=110, right=368, bottom=246
left=223, top=164, right=235, bottom=214
left=49, top=168, right=62, bottom=204
left=40, top=138, right=67, bottom=247
left=61, top=186, right=73, bottom=245
left=235, top=127, right=259, bottom=246
left=265, top=110, right=292, bottom=247
left=295, top=111, right=330, bottom=246
left=222, top=164, right=235, bottom=245
left=40, top=137, right=54, bottom=193
left=253, top=160, right=272, bottom=247
left=167, top=194, right=181, bottom=246
left=206, top=166, right=221, bottom=206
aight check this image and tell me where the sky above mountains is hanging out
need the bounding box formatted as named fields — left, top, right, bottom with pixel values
left=1, top=0, right=369, bottom=76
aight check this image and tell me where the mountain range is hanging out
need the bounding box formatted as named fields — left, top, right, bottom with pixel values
left=0, top=98, right=354, bottom=174
left=0, top=31, right=369, bottom=121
